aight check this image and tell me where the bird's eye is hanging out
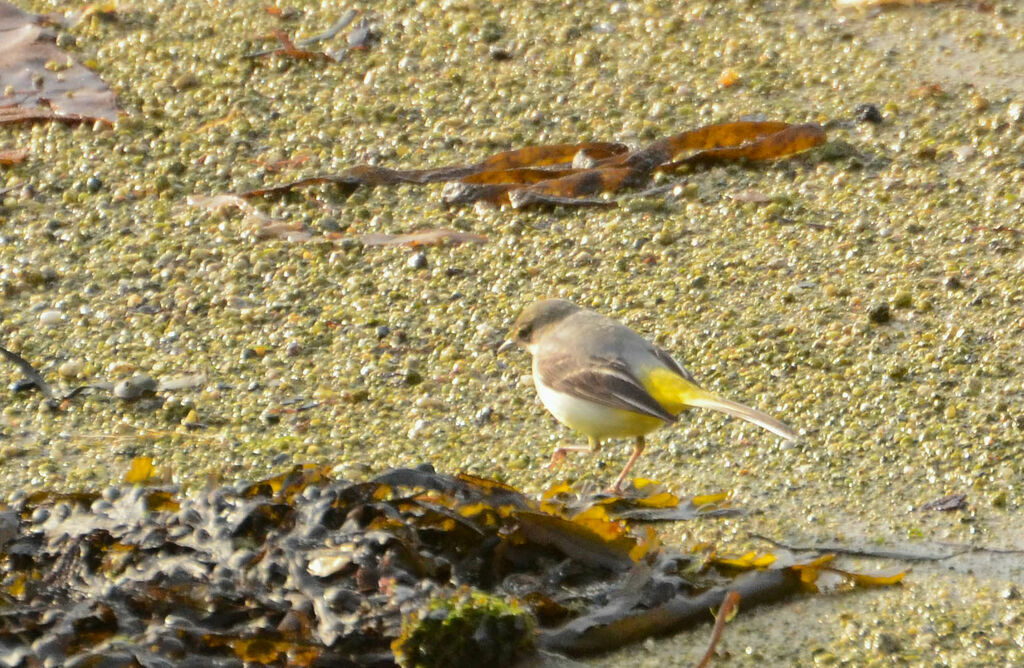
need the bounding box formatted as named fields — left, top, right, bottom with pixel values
left=516, top=325, right=532, bottom=340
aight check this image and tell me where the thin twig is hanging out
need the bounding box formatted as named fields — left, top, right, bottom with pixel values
left=694, top=591, right=741, bottom=668
left=244, top=8, right=359, bottom=58
left=749, top=533, right=967, bottom=561
left=935, top=542, right=1024, bottom=556
left=297, top=9, right=358, bottom=46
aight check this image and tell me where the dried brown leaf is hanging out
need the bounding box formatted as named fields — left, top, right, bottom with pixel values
left=0, top=1, right=119, bottom=124
left=480, top=142, right=628, bottom=170
left=460, top=166, right=581, bottom=185
left=239, top=121, right=825, bottom=208
left=0, top=147, right=28, bottom=165
left=664, top=123, right=828, bottom=168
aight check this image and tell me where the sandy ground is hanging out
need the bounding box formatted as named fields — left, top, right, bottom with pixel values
left=2, top=0, right=1023, bottom=664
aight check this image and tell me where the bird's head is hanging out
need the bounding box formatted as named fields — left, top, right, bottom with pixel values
left=498, top=299, right=582, bottom=354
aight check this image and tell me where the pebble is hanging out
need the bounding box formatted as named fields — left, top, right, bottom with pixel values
left=58, top=359, right=84, bottom=379
left=408, top=252, right=428, bottom=270
left=854, top=103, right=883, bottom=124
left=867, top=303, right=891, bottom=324
left=38, top=310, right=63, bottom=327
left=414, top=396, right=444, bottom=410
left=892, top=291, right=913, bottom=309
left=474, top=406, right=494, bottom=425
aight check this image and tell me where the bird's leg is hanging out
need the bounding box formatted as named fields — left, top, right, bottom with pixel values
left=610, top=436, right=646, bottom=494
left=549, top=436, right=600, bottom=469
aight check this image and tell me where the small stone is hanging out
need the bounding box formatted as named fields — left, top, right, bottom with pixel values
left=31, top=507, right=50, bottom=524
left=474, top=406, right=494, bottom=425
left=867, top=303, right=890, bottom=324
left=963, top=377, right=982, bottom=397
left=1007, top=101, right=1023, bottom=123
left=887, top=364, right=908, bottom=381
left=114, top=374, right=159, bottom=400
left=873, top=632, right=900, bottom=654
left=854, top=103, right=883, bottom=124
left=86, top=176, right=102, bottom=193
left=58, top=359, right=84, bottom=379
left=375, top=325, right=391, bottom=339
left=182, top=409, right=203, bottom=429
left=285, top=342, right=302, bottom=357
left=689, top=275, right=707, bottom=289
left=892, top=291, right=913, bottom=309
left=342, top=388, right=369, bottom=404
left=38, top=309, right=63, bottom=327
left=653, top=230, right=675, bottom=246
left=317, top=217, right=344, bottom=233
left=408, top=252, right=428, bottom=270
left=415, top=396, right=444, bottom=410
left=172, top=72, right=199, bottom=91
left=944, top=275, right=963, bottom=290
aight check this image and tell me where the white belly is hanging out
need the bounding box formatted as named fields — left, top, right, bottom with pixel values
left=534, top=379, right=665, bottom=440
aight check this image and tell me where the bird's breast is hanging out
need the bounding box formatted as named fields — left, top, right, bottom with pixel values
left=534, top=378, right=666, bottom=439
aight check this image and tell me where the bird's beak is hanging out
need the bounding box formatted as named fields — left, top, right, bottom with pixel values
left=496, top=339, right=516, bottom=354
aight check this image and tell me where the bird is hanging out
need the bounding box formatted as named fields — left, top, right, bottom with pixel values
left=501, top=299, right=798, bottom=493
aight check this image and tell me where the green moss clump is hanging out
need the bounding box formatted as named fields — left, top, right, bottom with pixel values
left=392, top=589, right=536, bottom=668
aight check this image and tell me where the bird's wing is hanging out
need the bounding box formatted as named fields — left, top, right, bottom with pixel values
left=539, top=354, right=677, bottom=423
left=649, top=342, right=699, bottom=384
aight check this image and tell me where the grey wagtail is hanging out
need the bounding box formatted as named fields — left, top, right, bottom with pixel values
left=501, top=299, right=799, bottom=493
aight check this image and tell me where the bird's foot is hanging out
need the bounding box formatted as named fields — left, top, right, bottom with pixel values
left=548, top=445, right=591, bottom=469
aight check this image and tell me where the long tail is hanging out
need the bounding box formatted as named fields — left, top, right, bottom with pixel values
left=643, top=366, right=799, bottom=440
left=686, top=392, right=799, bottom=441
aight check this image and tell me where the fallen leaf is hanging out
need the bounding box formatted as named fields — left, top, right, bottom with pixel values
left=0, top=147, right=28, bottom=165
left=918, top=492, right=968, bottom=512
left=239, top=120, right=825, bottom=209
left=0, top=1, right=119, bottom=124
left=123, top=456, right=155, bottom=484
